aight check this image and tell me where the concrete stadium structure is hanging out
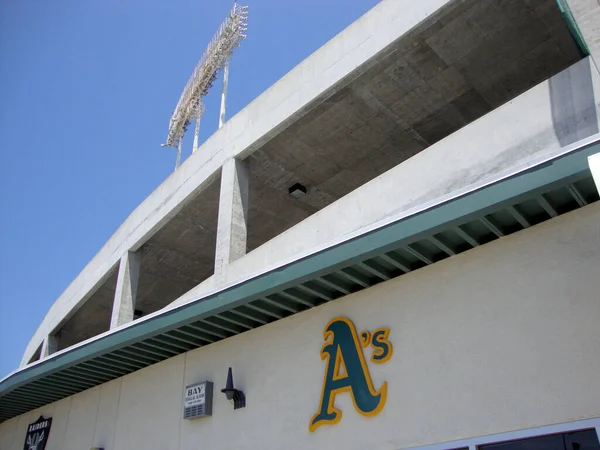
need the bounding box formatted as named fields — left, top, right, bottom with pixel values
left=2, top=0, right=600, bottom=449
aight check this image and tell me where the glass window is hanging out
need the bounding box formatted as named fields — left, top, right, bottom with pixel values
left=480, top=429, right=600, bottom=450
left=565, top=430, right=600, bottom=450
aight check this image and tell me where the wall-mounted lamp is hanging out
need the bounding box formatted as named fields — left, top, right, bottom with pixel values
left=221, top=367, right=246, bottom=409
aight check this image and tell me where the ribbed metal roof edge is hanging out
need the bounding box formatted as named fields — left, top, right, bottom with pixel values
left=1, top=134, right=599, bottom=399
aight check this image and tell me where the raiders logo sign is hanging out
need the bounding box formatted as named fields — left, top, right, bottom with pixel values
left=23, top=416, right=52, bottom=450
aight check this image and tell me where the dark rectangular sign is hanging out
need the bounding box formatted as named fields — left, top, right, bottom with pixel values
left=23, top=416, right=52, bottom=450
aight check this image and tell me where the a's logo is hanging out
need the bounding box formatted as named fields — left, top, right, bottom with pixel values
left=23, top=416, right=52, bottom=450
left=309, top=317, right=392, bottom=432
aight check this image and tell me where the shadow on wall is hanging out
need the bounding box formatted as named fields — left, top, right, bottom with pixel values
left=550, top=57, right=599, bottom=146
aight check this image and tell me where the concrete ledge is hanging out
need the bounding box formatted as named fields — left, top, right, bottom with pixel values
left=566, top=0, right=600, bottom=71
left=21, top=0, right=459, bottom=366
left=173, top=57, right=600, bottom=306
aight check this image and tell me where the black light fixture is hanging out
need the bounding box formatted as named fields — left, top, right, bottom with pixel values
left=288, top=183, right=307, bottom=199
left=221, top=367, right=246, bottom=409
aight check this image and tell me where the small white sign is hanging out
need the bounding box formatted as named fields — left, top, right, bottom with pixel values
left=183, top=380, right=213, bottom=419
left=184, top=383, right=206, bottom=408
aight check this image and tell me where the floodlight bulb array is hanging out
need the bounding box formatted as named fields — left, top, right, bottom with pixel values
left=163, top=4, right=248, bottom=148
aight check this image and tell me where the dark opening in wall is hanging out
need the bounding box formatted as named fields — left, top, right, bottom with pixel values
left=56, top=264, right=119, bottom=351
left=27, top=343, right=42, bottom=364
left=135, top=174, right=221, bottom=315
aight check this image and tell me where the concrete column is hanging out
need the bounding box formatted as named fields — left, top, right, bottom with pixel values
left=565, top=0, right=600, bottom=72
left=192, top=116, right=201, bottom=153
left=214, top=158, right=249, bottom=277
left=589, top=152, right=600, bottom=193
left=40, top=334, right=58, bottom=358
left=219, top=62, right=230, bottom=129
left=110, top=250, right=142, bottom=329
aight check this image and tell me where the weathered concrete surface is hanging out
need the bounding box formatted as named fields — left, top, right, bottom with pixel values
left=110, top=251, right=142, bottom=329
left=20, top=0, right=584, bottom=365
left=590, top=152, right=600, bottom=192
left=214, top=158, right=249, bottom=277
left=133, top=176, right=220, bottom=317
left=566, top=0, right=600, bottom=71
left=244, top=0, right=582, bottom=250
left=55, top=265, right=118, bottom=352
left=174, top=57, right=600, bottom=306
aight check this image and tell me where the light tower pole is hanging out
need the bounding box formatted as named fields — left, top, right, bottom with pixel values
left=162, top=3, right=248, bottom=170
left=219, top=62, right=230, bottom=129
left=175, top=139, right=182, bottom=170
left=192, top=116, right=201, bottom=153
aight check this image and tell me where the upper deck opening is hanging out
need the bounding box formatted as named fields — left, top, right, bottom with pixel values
left=244, top=0, right=584, bottom=250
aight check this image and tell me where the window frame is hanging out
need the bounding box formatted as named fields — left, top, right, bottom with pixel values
left=404, top=418, right=600, bottom=450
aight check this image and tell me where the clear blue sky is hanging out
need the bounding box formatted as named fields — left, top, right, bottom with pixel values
left=0, top=0, right=379, bottom=378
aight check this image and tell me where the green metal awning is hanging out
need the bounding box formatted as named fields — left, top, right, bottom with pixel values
left=1, top=135, right=599, bottom=423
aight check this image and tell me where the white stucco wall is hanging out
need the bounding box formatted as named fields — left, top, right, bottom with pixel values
left=3, top=202, right=599, bottom=450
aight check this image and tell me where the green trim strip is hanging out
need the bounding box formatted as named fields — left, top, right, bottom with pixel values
left=1, top=141, right=598, bottom=402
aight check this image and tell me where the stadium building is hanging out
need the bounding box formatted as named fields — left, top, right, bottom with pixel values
left=2, top=0, right=600, bottom=449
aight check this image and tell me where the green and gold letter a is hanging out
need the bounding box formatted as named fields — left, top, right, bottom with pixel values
left=309, top=317, right=387, bottom=432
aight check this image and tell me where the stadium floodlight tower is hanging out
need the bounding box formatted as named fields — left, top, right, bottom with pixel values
left=162, top=3, right=248, bottom=170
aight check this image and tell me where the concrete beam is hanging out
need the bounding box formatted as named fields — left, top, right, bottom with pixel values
left=40, top=334, right=58, bottom=359
left=589, top=152, right=600, bottom=193
left=566, top=0, right=600, bottom=72
left=110, top=250, right=142, bottom=329
left=215, top=158, right=249, bottom=277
